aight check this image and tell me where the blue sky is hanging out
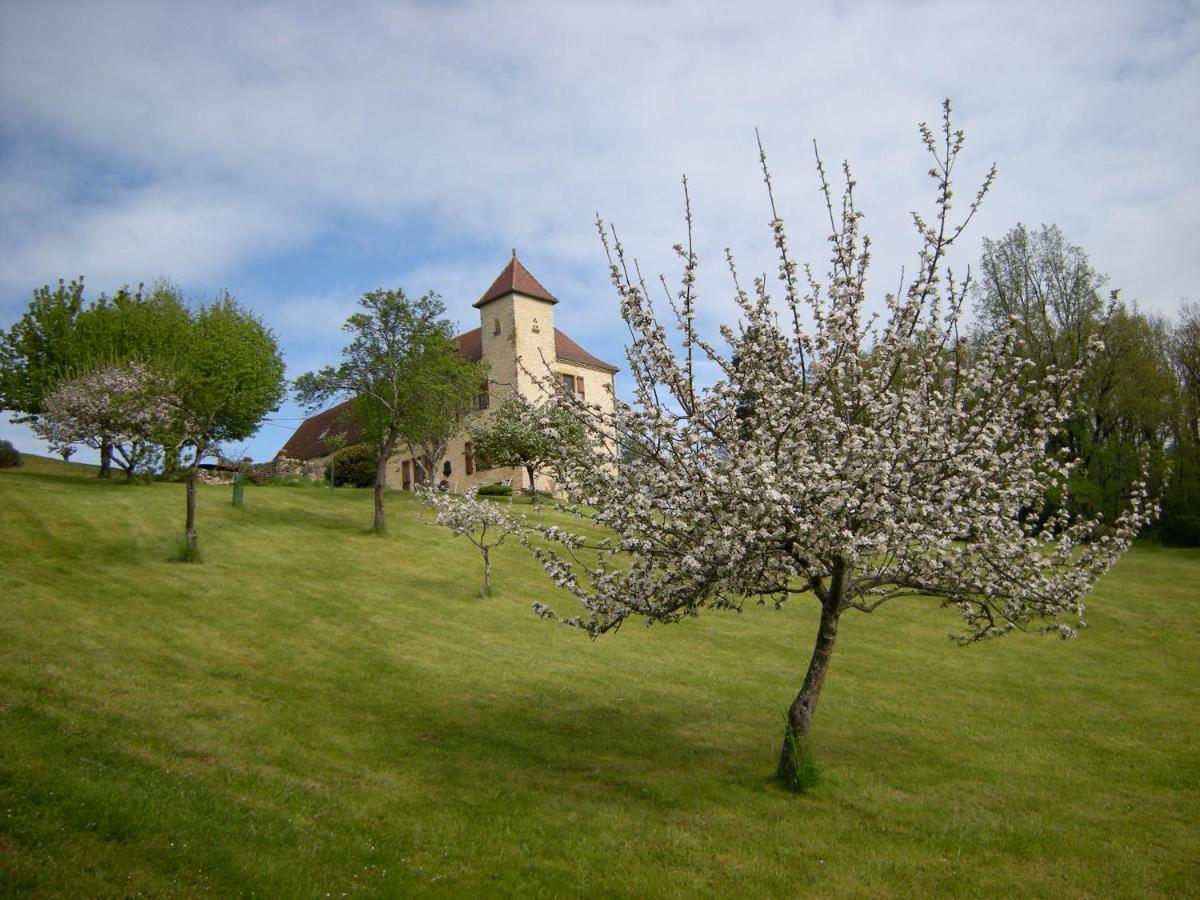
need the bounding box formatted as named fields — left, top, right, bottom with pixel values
left=2, top=0, right=1197, bottom=463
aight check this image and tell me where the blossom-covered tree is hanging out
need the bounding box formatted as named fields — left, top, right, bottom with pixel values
left=527, top=102, right=1155, bottom=787
left=32, top=362, right=173, bottom=480
left=424, top=488, right=522, bottom=595
left=470, top=395, right=586, bottom=503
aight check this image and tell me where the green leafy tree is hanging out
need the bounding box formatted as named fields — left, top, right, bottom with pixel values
left=0, top=278, right=87, bottom=423
left=166, top=295, right=286, bottom=555
left=295, top=289, right=484, bottom=532
left=1163, top=303, right=1200, bottom=544
left=0, top=277, right=87, bottom=454
left=470, top=395, right=586, bottom=503
left=972, top=225, right=1173, bottom=524
left=395, top=336, right=487, bottom=494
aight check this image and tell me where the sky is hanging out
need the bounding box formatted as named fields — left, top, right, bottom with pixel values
left=2, top=0, right=1197, bottom=464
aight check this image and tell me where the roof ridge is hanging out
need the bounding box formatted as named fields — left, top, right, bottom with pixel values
left=474, top=254, right=558, bottom=307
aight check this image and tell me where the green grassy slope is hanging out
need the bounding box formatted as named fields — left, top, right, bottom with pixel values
left=1, top=456, right=1198, bottom=897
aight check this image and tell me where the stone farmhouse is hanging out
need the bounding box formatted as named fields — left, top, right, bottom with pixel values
left=277, top=253, right=618, bottom=494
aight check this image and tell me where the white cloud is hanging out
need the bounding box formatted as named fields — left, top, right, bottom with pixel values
left=1, top=0, right=1197, bottom=461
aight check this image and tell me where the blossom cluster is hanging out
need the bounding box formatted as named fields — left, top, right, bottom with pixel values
left=528, top=102, right=1156, bottom=642
left=32, top=362, right=176, bottom=476
left=423, top=487, right=521, bottom=541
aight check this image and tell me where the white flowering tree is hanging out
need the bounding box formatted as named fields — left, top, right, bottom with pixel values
left=424, top=488, right=522, bottom=595
left=32, top=362, right=173, bottom=480
left=527, top=102, right=1155, bottom=788
left=470, top=395, right=586, bottom=503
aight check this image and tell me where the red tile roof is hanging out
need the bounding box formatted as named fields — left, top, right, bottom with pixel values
left=554, top=328, right=618, bottom=373
left=277, top=399, right=362, bottom=461
left=474, top=254, right=557, bottom=307
left=457, top=327, right=483, bottom=361
left=455, top=324, right=616, bottom=371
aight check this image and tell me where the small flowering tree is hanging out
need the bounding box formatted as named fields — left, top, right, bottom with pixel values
left=470, top=395, right=586, bottom=503
left=527, top=102, right=1155, bottom=787
left=424, top=489, right=522, bottom=595
left=32, top=362, right=173, bottom=480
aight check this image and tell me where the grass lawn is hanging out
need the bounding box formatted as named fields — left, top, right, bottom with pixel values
left=1, top=456, right=1198, bottom=897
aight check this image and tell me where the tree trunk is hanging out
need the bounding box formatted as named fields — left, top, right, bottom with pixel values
left=777, top=596, right=842, bottom=785
left=527, top=464, right=538, bottom=504
left=185, top=465, right=198, bottom=550
left=373, top=431, right=397, bottom=532
left=99, top=437, right=113, bottom=479
left=481, top=546, right=491, bottom=596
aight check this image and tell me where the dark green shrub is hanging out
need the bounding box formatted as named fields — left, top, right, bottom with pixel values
left=325, top=444, right=376, bottom=488
left=0, top=440, right=21, bottom=468
left=477, top=483, right=512, bottom=497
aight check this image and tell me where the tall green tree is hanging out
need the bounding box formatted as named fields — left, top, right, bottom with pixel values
left=294, top=288, right=485, bottom=532
left=395, top=335, right=486, bottom=494
left=1163, top=303, right=1200, bottom=544
left=0, top=278, right=87, bottom=423
left=66, top=280, right=191, bottom=371
left=166, top=295, right=286, bottom=554
left=0, top=277, right=88, bottom=454
left=972, top=224, right=1173, bottom=523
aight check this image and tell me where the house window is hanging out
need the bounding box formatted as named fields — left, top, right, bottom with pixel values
left=465, top=441, right=475, bottom=475
left=560, top=373, right=576, bottom=395
left=477, top=381, right=490, bottom=410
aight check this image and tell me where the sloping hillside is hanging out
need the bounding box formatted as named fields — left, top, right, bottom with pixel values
left=2, top=457, right=1198, bottom=896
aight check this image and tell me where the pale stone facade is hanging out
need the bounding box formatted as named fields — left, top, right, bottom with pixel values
left=279, top=254, right=618, bottom=496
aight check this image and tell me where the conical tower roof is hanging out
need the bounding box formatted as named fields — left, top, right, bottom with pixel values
left=474, top=251, right=558, bottom=308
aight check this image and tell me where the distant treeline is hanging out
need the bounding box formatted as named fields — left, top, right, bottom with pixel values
left=970, top=224, right=1198, bottom=545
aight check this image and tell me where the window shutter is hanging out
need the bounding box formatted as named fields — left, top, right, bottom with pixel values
left=576, top=375, right=585, bottom=398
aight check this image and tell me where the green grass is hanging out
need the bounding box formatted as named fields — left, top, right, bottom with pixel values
left=1, top=455, right=1198, bottom=897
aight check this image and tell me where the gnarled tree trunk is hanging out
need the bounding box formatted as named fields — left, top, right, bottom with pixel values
left=777, top=561, right=846, bottom=786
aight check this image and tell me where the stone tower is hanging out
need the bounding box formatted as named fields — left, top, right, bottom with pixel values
left=475, top=250, right=559, bottom=405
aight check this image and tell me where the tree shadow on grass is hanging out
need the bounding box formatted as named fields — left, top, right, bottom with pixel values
left=321, top=670, right=759, bottom=815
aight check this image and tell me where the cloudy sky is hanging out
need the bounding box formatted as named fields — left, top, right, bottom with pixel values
left=2, top=0, right=1197, bottom=462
